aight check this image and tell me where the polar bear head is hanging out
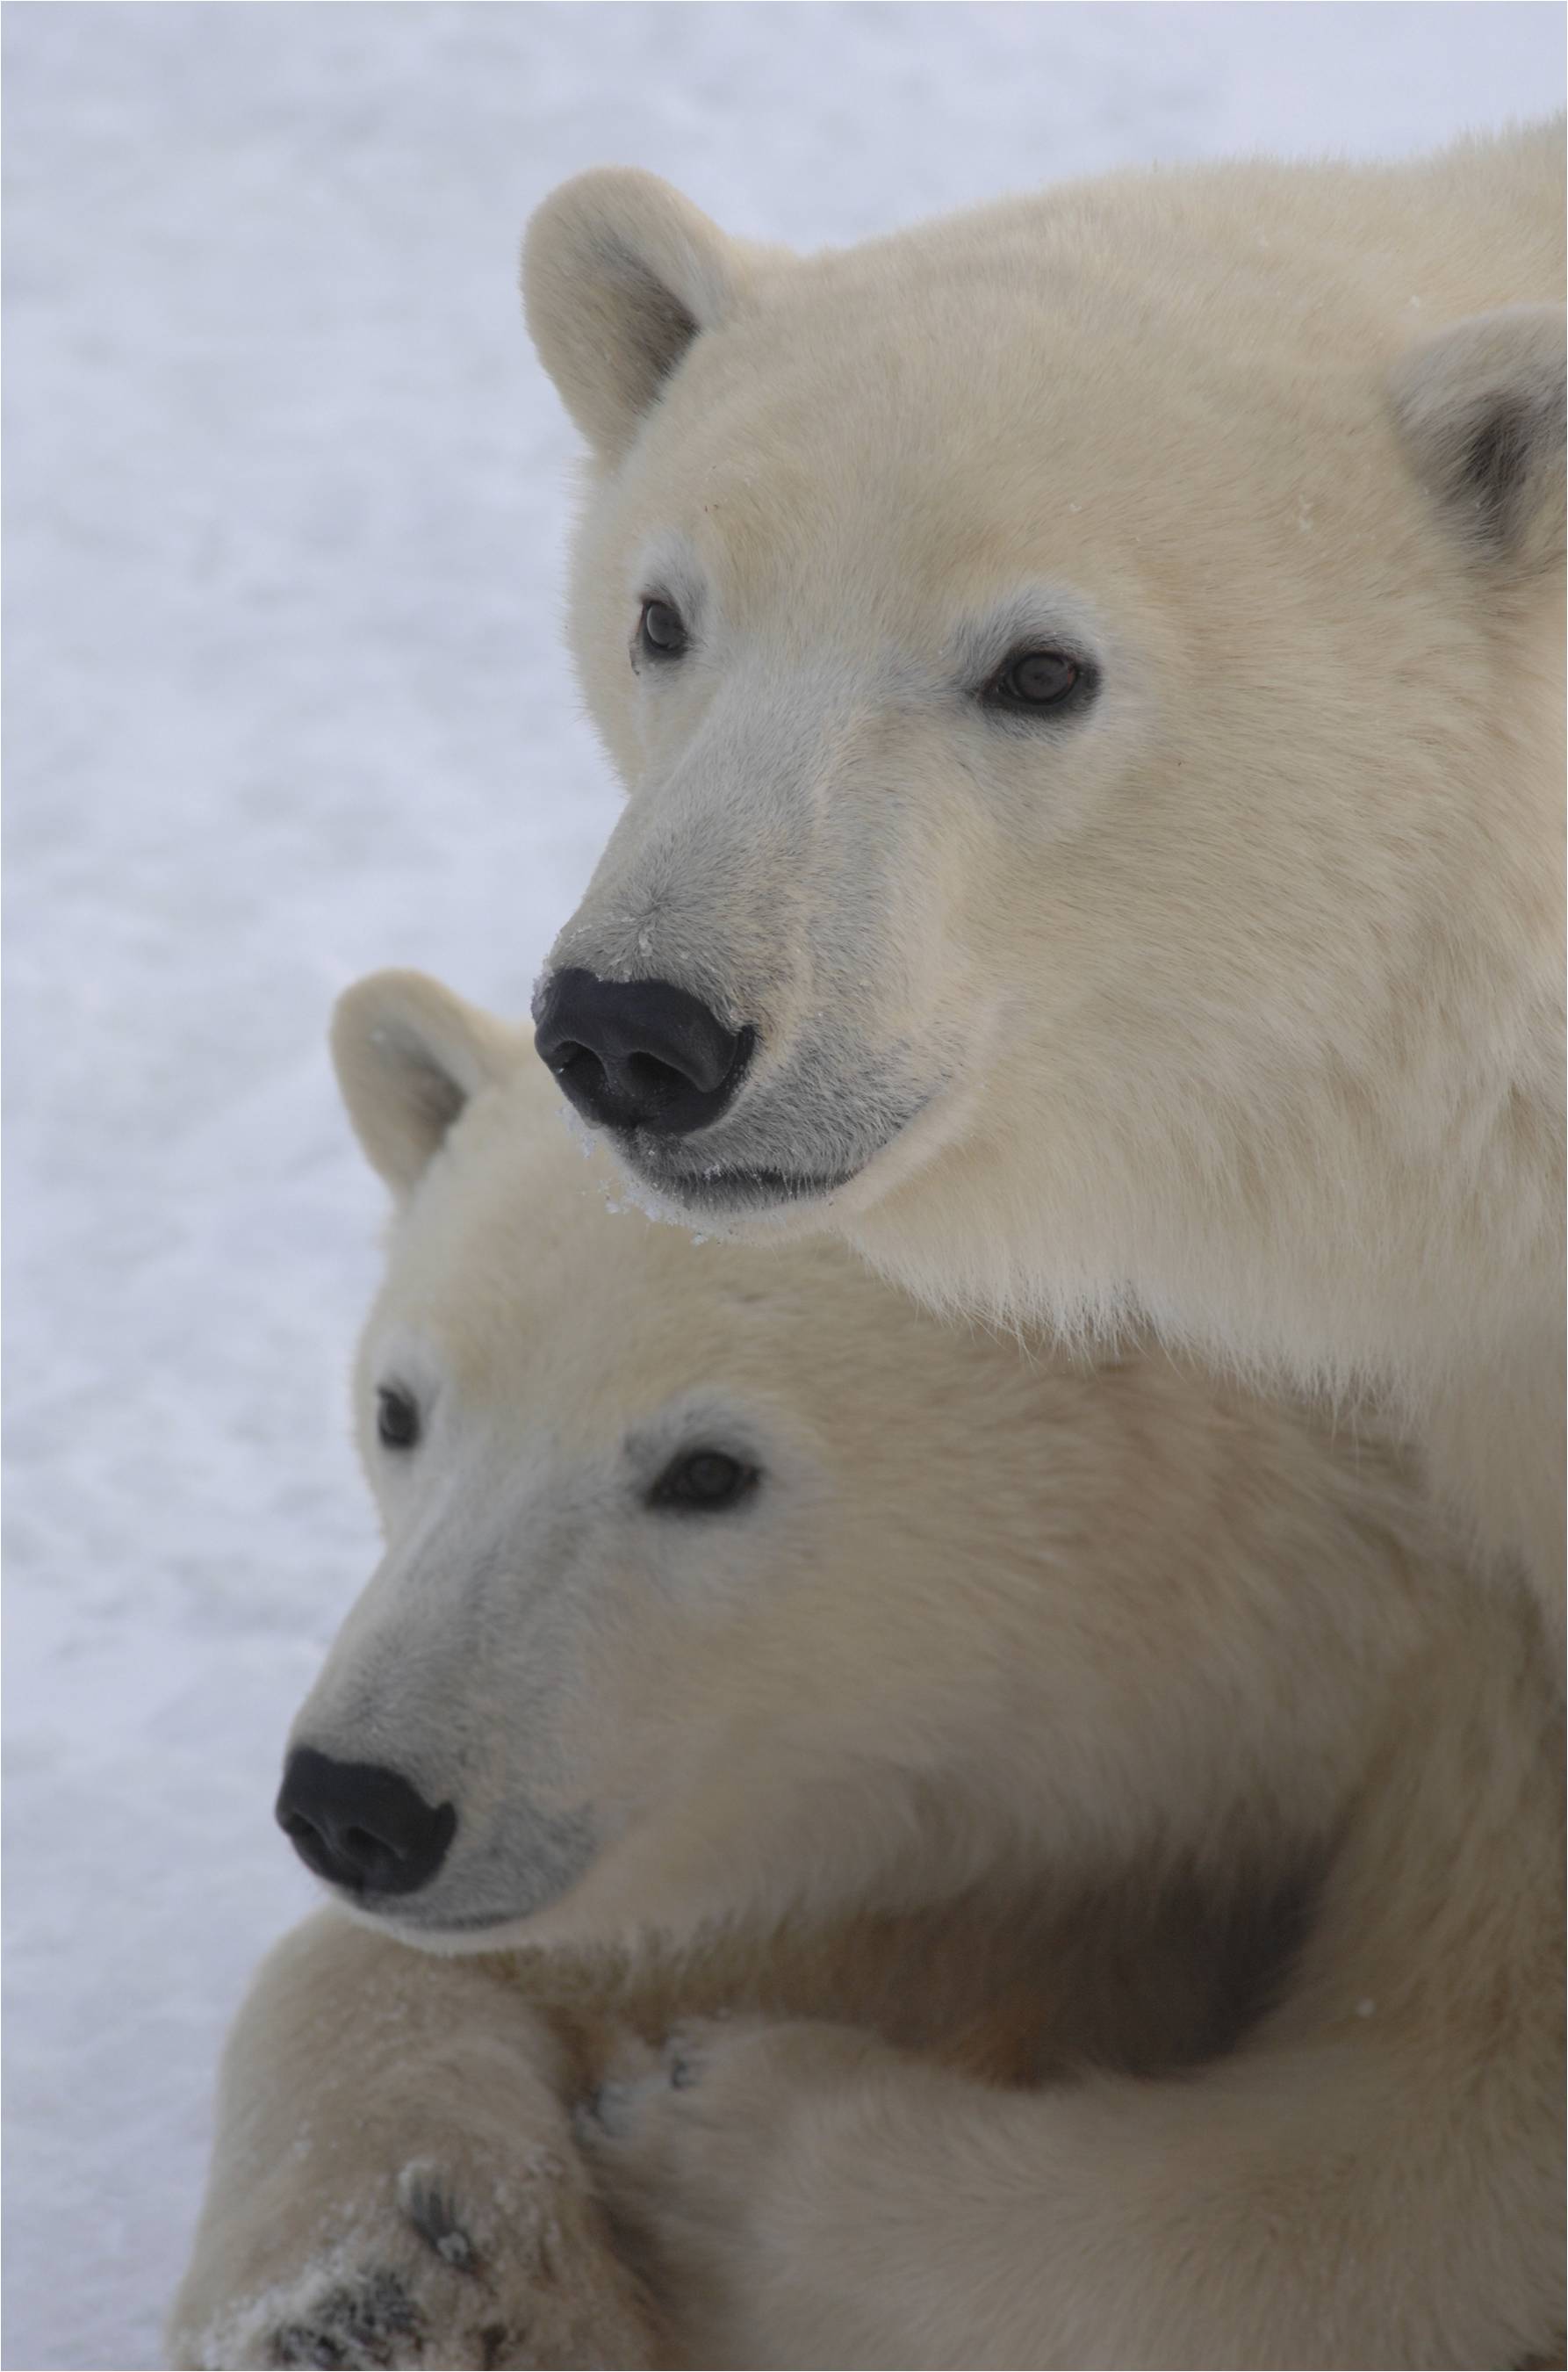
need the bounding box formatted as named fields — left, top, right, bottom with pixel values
left=522, top=141, right=1564, bottom=1369
left=279, top=970, right=1429, bottom=1955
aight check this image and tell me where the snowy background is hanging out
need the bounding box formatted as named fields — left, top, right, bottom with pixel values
left=4, top=6, right=1562, bottom=2364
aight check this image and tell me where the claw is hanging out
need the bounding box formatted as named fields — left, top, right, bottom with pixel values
left=398, top=2165, right=480, bottom=2275
left=270, top=2331, right=349, bottom=2370
left=574, top=2077, right=646, bottom=2140
left=266, top=2271, right=421, bottom=2369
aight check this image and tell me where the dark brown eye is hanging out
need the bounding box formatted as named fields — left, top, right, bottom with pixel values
left=990, top=648, right=1082, bottom=708
left=649, top=1448, right=758, bottom=1513
left=377, top=1386, right=421, bottom=1451
left=638, top=597, right=689, bottom=661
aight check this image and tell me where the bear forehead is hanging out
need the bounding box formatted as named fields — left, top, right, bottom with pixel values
left=644, top=295, right=1269, bottom=479
left=612, top=289, right=1375, bottom=616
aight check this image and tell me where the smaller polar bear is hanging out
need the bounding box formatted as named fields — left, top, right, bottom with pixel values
left=169, top=974, right=1562, bottom=2370
left=522, top=121, right=1564, bottom=1619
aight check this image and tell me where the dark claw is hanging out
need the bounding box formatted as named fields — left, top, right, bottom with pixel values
left=267, top=2272, right=421, bottom=2368
left=400, top=2171, right=480, bottom=2275
left=665, top=2032, right=702, bottom=2089
left=270, top=2332, right=349, bottom=2370
left=576, top=2078, right=640, bottom=2138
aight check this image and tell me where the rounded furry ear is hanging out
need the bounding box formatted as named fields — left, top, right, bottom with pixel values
left=331, top=971, right=519, bottom=1198
left=522, top=169, right=744, bottom=458
left=1390, top=305, right=1565, bottom=574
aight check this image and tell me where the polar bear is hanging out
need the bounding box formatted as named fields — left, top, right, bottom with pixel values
left=521, top=121, right=1564, bottom=1619
left=169, top=973, right=1562, bottom=2369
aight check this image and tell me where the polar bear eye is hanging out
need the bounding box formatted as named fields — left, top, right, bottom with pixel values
left=376, top=1386, right=421, bottom=1451
left=648, top=1448, right=758, bottom=1513
left=986, top=648, right=1090, bottom=711
left=637, top=597, right=689, bottom=663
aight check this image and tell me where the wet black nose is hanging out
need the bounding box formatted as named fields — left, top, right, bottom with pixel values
left=534, top=970, right=753, bottom=1136
left=275, top=1748, right=456, bottom=1898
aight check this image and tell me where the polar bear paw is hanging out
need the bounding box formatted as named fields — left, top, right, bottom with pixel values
left=264, top=2258, right=428, bottom=2368
left=188, top=2152, right=658, bottom=2372
left=577, top=2015, right=894, bottom=2335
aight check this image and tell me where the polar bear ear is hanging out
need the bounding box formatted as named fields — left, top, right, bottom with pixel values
left=523, top=169, right=747, bottom=458
left=1390, top=305, right=1565, bottom=574
left=332, top=971, right=520, bottom=1198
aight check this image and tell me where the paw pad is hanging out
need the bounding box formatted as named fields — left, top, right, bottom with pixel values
left=268, top=2268, right=421, bottom=2368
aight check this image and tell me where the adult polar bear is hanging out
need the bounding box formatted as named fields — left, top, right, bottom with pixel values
left=168, top=977, right=1562, bottom=2371
left=524, top=120, right=1564, bottom=1621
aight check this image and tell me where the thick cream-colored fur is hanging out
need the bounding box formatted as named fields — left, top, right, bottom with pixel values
left=169, top=1885, right=1283, bottom=2370
left=523, top=124, right=1564, bottom=1618
left=169, top=976, right=1562, bottom=2369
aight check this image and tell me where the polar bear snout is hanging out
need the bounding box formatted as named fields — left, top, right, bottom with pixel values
left=275, top=1747, right=457, bottom=1900
left=534, top=968, right=754, bottom=1137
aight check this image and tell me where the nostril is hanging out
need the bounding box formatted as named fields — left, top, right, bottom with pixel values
left=623, top=1050, right=687, bottom=1107
left=554, top=1044, right=608, bottom=1099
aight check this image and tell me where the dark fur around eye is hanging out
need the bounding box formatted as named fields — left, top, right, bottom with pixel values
left=647, top=1448, right=759, bottom=1512
left=377, top=1385, right=421, bottom=1451
left=637, top=596, right=689, bottom=662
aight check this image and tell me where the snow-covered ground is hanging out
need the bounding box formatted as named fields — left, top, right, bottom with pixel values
left=4, top=8, right=1561, bottom=2364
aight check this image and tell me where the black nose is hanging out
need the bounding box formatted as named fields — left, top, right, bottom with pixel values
left=275, top=1748, right=456, bottom=1898
left=533, top=970, right=753, bottom=1136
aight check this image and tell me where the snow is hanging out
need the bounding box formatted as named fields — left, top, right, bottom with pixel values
left=4, top=7, right=1561, bottom=2364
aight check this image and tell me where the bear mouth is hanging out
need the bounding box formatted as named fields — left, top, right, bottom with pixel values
left=377, top=1901, right=524, bottom=1936
left=614, top=1083, right=933, bottom=1220
left=638, top=1157, right=859, bottom=1213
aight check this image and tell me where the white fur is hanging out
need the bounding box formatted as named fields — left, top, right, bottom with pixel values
left=169, top=974, right=1564, bottom=2369
left=524, top=123, right=1565, bottom=1617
